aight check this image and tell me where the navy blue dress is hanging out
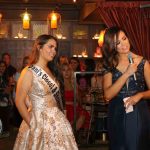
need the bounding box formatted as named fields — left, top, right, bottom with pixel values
left=107, top=59, right=150, bottom=150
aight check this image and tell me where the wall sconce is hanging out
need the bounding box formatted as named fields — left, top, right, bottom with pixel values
left=20, top=9, right=32, bottom=30
left=98, top=29, right=106, bottom=47
left=47, top=11, right=61, bottom=29
left=0, top=13, right=2, bottom=23
left=92, top=33, right=100, bottom=40
left=94, top=47, right=102, bottom=58
left=81, top=50, right=88, bottom=58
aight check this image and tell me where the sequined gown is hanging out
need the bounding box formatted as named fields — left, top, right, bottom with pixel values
left=107, top=59, right=150, bottom=150
left=13, top=65, right=78, bottom=150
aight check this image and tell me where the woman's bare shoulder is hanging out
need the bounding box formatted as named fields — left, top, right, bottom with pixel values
left=133, top=54, right=144, bottom=64
left=20, top=66, right=33, bottom=81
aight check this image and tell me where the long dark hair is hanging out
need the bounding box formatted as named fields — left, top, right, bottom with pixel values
left=29, top=34, right=64, bottom=107
left=102, top=26, right=129, bottom=70
left=29, top=34, right=58, bottom=64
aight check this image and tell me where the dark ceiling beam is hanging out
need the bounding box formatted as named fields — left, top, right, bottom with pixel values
left=0, top=3, right=81, bottom=11
left=0, top=0, right=104, bottom=23
left=0, top=10, right=79, bottom=21
left=79, top=1, right=104, bottom=24
left=0, top=2, right=80, bottom=21
left=80, top=2, right=97, bottom=20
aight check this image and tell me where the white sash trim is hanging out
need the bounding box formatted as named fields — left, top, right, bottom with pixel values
left=28, top=65, right=63, bottom=111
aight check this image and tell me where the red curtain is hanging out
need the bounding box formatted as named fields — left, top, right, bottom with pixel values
left=96, top=1, right=150, bottom=59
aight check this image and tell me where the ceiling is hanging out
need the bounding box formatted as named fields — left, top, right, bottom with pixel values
left=0, top=0, right=101, bottom=22
left=0, top=0, right=93, bottom=7
left=0, top=0, right=147, bottom=23
left=0, top=0, right=147, bottom=3
left=0, top=0, right=100, bottom=12
left=0, top=0, right=147, bottom=9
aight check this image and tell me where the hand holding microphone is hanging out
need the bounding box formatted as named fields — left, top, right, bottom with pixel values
left=127, top=52, right=137, bottom=80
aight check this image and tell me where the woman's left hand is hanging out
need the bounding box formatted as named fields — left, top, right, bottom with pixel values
left=124, top=93, right=143, bottom=109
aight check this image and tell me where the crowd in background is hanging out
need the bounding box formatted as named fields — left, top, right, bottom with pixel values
left=0, top=52, right=104, bottom=142
left=0, top=53, right=29, bottom=138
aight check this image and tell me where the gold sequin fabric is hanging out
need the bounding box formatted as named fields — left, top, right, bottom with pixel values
left=13, top=66, right=78, bottom=150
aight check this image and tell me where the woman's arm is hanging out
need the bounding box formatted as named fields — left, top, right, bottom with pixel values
left=125, top=60, right=150, bottom=108
left=15, top=68, right=32, bottom=127
left=103, top=72, right=129, bottom=101
left=142, top=60, right=150, bottom=97
left=103, top=63, right=137, bottom=101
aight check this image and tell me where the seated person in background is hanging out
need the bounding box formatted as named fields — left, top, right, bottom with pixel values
left=61, top=63, right=90, bottom=130
left=77, top=76, right=91, bottom=104
left=77, top=58, right=96, bottom=103
left=91, top=59, right=104, bottom=103
left=2, top=52, right=16, bottom=78
left=69, top=57, right=80, bottom=72
left=91, top=59, right=103, bottom=88
left=58, top=55, right=69, bottom=65
left=0, top=61, right=13, bottom=138
left=12, top=56, right=30, bottom=127
left=13, top=56, right=30, bottom=84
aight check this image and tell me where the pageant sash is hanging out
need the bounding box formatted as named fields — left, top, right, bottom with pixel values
left=28, top=65, right=64, bottom=112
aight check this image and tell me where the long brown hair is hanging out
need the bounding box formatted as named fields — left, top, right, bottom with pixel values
left=102, top=26, right=129, bottom=71
left=29, top=34, right=58, bottom=65
left=29, top=34, right=65, bottom=108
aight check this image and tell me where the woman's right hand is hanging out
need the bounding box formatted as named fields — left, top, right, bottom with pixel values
left=125, top=63, right=137, bottom=77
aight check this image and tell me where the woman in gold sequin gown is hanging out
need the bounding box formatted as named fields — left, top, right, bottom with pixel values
left=13, top=34, right=78, bottom=150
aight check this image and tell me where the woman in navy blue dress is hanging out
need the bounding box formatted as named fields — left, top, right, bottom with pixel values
left=102, top=26, right=150, bottom=150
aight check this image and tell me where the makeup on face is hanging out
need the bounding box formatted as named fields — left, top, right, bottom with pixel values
left=115, top=31, right=130, bottom=53
left=41, top=39, right=57, bottom=61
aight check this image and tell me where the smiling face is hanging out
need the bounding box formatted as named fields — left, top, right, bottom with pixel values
left=39, top=39, right=57, bottom=62
left=115, top=31, right=130, bottom=54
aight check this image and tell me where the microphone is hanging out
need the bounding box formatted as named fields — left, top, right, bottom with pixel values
left=128, top=53, right=136, bottom=80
